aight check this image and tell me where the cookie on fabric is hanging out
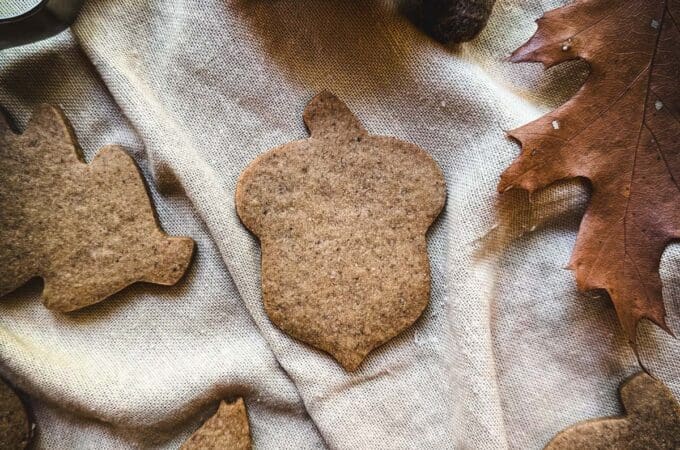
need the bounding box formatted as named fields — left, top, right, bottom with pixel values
left=546, top=372, right=680, bottom=449
left=0, top=105, right=194, bottom=311
left=236, top=91, right=446, bottom=371
left=181, top=398, right=252, bottom=450
left=0, top=377, right=32, bottom=450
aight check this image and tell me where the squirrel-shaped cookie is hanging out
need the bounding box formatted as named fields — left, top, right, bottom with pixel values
left=236, top=91, right=446, bottom=370
left=0, top=105, right=194, bottom=311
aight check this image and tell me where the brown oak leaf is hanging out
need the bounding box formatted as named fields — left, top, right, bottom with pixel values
left=499, top=0, right=680, bottom=343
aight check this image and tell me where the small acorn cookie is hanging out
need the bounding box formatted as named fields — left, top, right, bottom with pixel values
left=236, top=91, right=446, bottom=371
left=546, top=372, right=680, bottom=449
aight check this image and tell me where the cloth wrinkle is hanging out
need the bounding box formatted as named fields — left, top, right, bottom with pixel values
left=1, top=0, right=679, bottom=448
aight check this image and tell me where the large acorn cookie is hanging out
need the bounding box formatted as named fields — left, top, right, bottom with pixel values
left=236, top=91, right=446, bottom=370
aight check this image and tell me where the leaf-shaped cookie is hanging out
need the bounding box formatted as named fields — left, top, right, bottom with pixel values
left=0, top=105, right=194, bottom=311
left=236, top=91, right=446, bottom=371
left=181, top=399, right=252, bottom=450
left=546, top=372, right=680, bottom=449
left=498, top=0, right=680, bottom=343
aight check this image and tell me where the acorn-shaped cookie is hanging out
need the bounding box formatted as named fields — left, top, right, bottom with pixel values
left=236, top=92, right=446, bottom=370
left=546, top=373, right=680, bottom=449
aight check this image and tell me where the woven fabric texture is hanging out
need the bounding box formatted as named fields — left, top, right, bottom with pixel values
left=0, top=0, right=678, bottom=448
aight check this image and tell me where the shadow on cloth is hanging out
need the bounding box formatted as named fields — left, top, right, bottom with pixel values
left=0, top=48, right=112, bottom=128
left=479, top=177, right=680, bottom=401
left=1, top=47, right=188, bottom=195
left=0, top=266, right=194, bottom=326
left=230, top=0, right=456, bottom=100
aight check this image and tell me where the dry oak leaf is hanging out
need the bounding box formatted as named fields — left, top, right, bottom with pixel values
left=236, top=91, right=446, bottom=371
left=545, top=372, right=680, bottom=449
left=0, top=105, right=194, bottom=311
left=181, top=399, right=252, bottom=450
left=499, top=0, right=680, bottom=343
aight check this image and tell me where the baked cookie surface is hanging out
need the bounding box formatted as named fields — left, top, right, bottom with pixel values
left=0, top=105, right=194, bottom=311
left=0, top=378, right=32, bottom=450
left=545, top=372, right=680, bottom=449
left=236, top=91, right=446, bottom=370
left=181, top=399, right=251, bottom=450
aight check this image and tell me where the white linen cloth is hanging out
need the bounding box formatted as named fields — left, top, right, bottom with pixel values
left=0, top=0, right=678, bottom=448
